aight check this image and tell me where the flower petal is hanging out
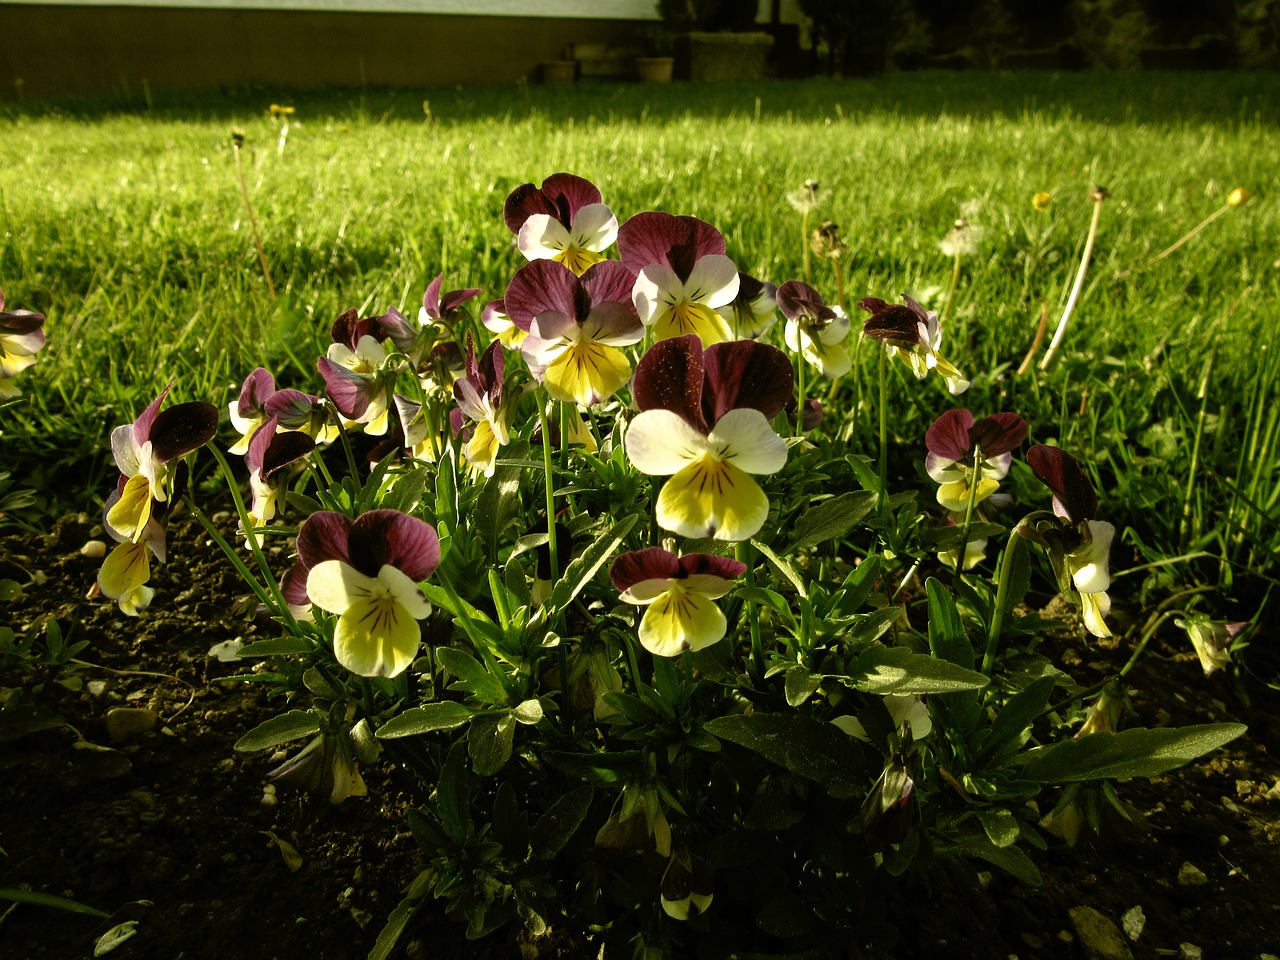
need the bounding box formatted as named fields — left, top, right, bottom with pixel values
left=544, top=339, right=632, bottom=406
left=1028, top=445, right=1098, bottom=524
left=105, top=474, right=154, bottom=543
left=1069, top=520, right=1114, bottom=593
left=702, top=340, right=794, bottom=424
left=333, top=594, right=423, bottom=677
left=349, top=510, right=441, bottom=582
left=610, top=547, right=681, bottom=593
left=1079, top=590, right=1112, bottom=639
left=969, top=412, right=1028, bottom=458
left=656, top=457, right=770, bottom=541
left=708, top=408, right=788, bottom=475
left=97, top=540, right=151, bottom=600
left=632, top=334, right=709, bottom=432
left=617, top=211, right=726, bottom=280
left=638, top=583, right=728, bottom=656
left=626, top=409, right=707, bottom=476
left=567, top=202, right=619, bottom=252
left=504, top=259, right=580, bottom=331
left=926, top=409, right=974, bottom=461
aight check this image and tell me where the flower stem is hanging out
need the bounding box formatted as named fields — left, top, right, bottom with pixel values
left=981, top=525, right=1026, bottom=677
left=1180, top=339, right=1217, bottom=550
left=877, top=346, right=889, bottom=522
left=794, top=345, right=807, bottom=436
left=1148, top=204, right=1229, bottom=264
left=537, top=398, right=560, bottom=581
left=801, top=209, right=812, bottom=284
left=952, top=449, right=984, bottom=584
left=736, top=541, right=765, bottom=683
left=1039, top=189, right=1107, bottom=372
left=231, top=136, right=278, bottom=300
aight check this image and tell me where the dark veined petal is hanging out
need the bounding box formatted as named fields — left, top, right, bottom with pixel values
left=617, top=211, right=726, bottom=282
left=579, top=259, right=639, bottom=310
left=1027, top=445, right=1098, bottom=523
left=969, top=412, right=1028, bottom=458
left=376, top=307, right=418, bottom=354
left=925, top=409, right=975, bottom=461
left=776, top=279, right=828, bottom=322
left=702, top=339, right=794, bottom=424
left=330, top=308, right=381, bottom=349
left=0, top=307, right=46, bottom=336
left=261, top=428, right=315, bottom=480
left=504, top=182, right=560, bottom=234
left=133, top=383, right=174, bottom=445
left=632, top=334, right=709, bottom=433
left=348, top=509, right=441, bottom=582
left=503, top=173, right=602, bottom=233
left=610, top=547, right=681, bottom=593
left=421, top=273, right=446, bottom=318
left=504, top=259, right=580, bottom=331
left=676, top=553, right=746, bottom=581
left=439, top=284, right=482, bottom=316
left=316, top=357, right=373, bottom=420
left=149, top=401, right=220, bottom=462
left=860, top=301, right=923, bottom=344
left=296, top=511, right=354, bottom=567
left=236, top=368, right=277, bottom=419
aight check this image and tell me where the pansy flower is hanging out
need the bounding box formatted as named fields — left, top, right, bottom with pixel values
left=481, top=298, right=526, bottom=350
left=418, top=273, right=482, bottom=339
left=453, top=336, right=511, bottom=477
left=227, top=367, right=279, bottom=454
left=317, top=330, right=393, bottom=436
left=282, top=510, right=440, bottom=678
left=104, top=384, right=219, bottom=546
left=1175, top=615, right=1245, bottom=677
left=721, top=272, right=777, bottom=341
left=859, top=294, right=969, bottom=395
left=777, top=280, right=851, bottom=378
left=625, top=335, right=792, bottom=541
left=610, top=547, right=746, bottom=657
left=265, top=387, right=340, bottom=444
left=619, top=212, right=739, bottom=345
left=504, top=173, right=618, bottom=276
left=925, top=409, right=1027, bottom=512
left=244, top=416, right=315, bottom=528
left=505, top=259, right=642, bottom=406
left=1026, top=445, right=1114, bottom=638
left=0, top=289, right=46, bottom=399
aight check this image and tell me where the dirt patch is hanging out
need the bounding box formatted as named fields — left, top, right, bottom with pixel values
left=2, top=514, right=1278, bottom=959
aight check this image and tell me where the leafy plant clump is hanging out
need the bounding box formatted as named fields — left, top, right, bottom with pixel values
left=71, top=172, right=1246, bottom=959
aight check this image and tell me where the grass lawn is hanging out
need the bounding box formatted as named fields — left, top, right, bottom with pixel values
left=1, top=69, right=1276, bottom=637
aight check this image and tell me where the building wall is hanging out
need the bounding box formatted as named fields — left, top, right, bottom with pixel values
left=0, top=4, right=664, bottom=99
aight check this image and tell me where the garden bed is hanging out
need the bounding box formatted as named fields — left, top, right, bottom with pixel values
left=3, top=512, right=1277, bottom=960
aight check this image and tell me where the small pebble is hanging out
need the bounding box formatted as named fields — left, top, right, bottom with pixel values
left=1069, top=905, right=1133, bottom=960
left=1177, top=862, right=1208, bottom=887
left=1180, top=944, right=1202, bottom=960
left=1218, top=834, right=1230, bottom=847
left=105, top=706, right=159, bottom=743
left=86, top=680, right=107, bottom=696
left=1221, top=796, right=1241, bottom=814
left=80, top=540, right=107, bottom=558
left=1121, top=906, right=1145, bottom=941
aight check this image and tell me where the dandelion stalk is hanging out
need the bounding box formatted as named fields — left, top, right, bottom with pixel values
left=231, top=131, right=278, bottom=300
left=1149, top=187, right=1250, bottom=265
left=1039, top=187, right=1108, bottom=372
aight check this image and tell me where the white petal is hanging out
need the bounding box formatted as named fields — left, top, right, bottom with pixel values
left=1080, top=590, right=1112, bottom=638
left=518, top=214, right=572, bottom=261
left=709, top=408, right=788, bottom=475
left=633, top=264, right=683, bottom=326
left=376, top=564, right=433, bottom=620
left=682, top=255, right=740, bottom=309
left=1069, top=520, right=1114, bottom=593
left=306, top=560, right=377, bottom=615
left=567, top=203, right=619, bottom=252
left=626, top=410, right=707, bottom=475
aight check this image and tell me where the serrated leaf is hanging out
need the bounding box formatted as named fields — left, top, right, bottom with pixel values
left=703, top=713, right=867, bottom=798
left=786, top=491, right=878, bottom=552
left=545, top=514, right=638, bottom=616
left=530, top=785, right=593, bottom=859
left=1021, top=723, right=1247, bottom=784
left=850, top=645, right=990, bottom=695
left=383, top=467, right=430, bottom=515
left=376, top=702, right=476, bottom=738
left=368, top=899, right=418, bottom=960
left=233, top=710, right=321, bottom=752
left=436, top=647, right=509, bottom=706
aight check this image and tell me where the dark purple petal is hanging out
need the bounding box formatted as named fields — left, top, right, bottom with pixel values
left=133, top=383, right=174, bottom=445
left=925, top=409, right=975, bottom=461
left=439, top=285, right=482, bottom=316
left=422, top=274, right=445, bottom=319
left=504, top=182, right=561, bottom=234
left=610, top=547, right=681, bottom=592
left=330, top=308, right=380, bottom=349
left=376, top=307, right=417, bottom=355
left=857, top=297, right=890, bottom=314
left=1027, top=445, right=1098, bottom=523
left=504, top=260, right=580, bottom=330
left=776, top=280, right=825, bottom=322
left=580, top=259, right=639, bottom=309
left=799, top=397, right=824, bottom=432
left=448, top=406, right=466, bottom=437
left=149, top=401, right=219, bottom=462
left=861, top=302, right=922, bottom=344
left=265, top=388, right=320, bottom=423
left=900, top=294, right=932, bottom=323
left=540, top=172, right=604, bottom=220
left=316, top=357, right=372, bottom=419
left=632, top=334, right=709, bottom=433
left=281, top=563, right=311, bottom=606
left=245, top=415, right=278, bottom=473
left=236, top=368, right=277, bottom=419
left=969, top=412, right=1028, bottom=458
left=261, top=429, right=316, bottom=479
left=296, top=511, right=353, bottom=568
left=477, top=338, right=504, bottom=406
left=0, top=309, right=46, bottom=336
left=617, top=212, right=726, bottom=282
left=675, top=553, right=746, bottom=580
left=736, top=272, right=769, bottom=303
left=348, top=510, right=440, bottom=581
left=702, top=340, right=794, bottom=424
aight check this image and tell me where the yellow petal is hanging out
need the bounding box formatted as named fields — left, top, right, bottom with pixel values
left=638, top=583, right=728, bottom=656
left=334, top=595, right=423, bottom=678
left=98, top=540, right=151, bottom=600
left=105, top=474, right=154, bottom=544
left=656, top=456, right=769, bottom=541
left=653, top=301, right=732, bottom=346
left=543, top=340, right=631, bottom=406
left=464, top=419, right=501, bottom=477
left=554, top=245, right=606, bottom=276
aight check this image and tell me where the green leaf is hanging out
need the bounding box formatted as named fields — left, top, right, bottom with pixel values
left=530, top=785, right=593, bottom=859
left=951, top=834, right=1042, bottom=885
left=0, top=887, right=109, bottom=917
left=545, top=514, right=638, bottom=616
left=849, top=645, right=990, bottom=696
left=469, top=713, right=516, bottom=775
left=974, top=807, right=1020, bottom=848
left=786, top=491, right=877, bottom=552
left=383, top=466, right=430, bottom=515
left=237, top=636, right=312, bottom=657
left=919, top=521, right=1007, bottom=549
left=437, top=742, right=472, bottom=840
left=436, top=647, right=510, bottom=706
left=1021, top=723, right=1247, bottom=784
left=376, top=702, right=476, bottom=738
left=475, top=456, right=525, bottom=557
left=368, top=899, right=418, bottom=960
left=233, top=710, right=321, bottom=752
left=784, top=665, right=822, bottom=707
left=925, top=578, right=972, bottom=669
left=512, top=698, right=544, bottom=725
left=847, top=606, right=902, bottom=647
left=750, top=539, right=807, bottom=598
left=975, top=676, right=1057, bottom=767
left=703, top=713, right=868, bottom=798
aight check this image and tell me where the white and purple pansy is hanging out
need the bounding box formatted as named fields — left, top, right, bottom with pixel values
left=419, top=273, right=482, bottom=331
left=504, top=258, right=643, bottom=407
left=504, top=173, right=618, bottom=276
left=228, top=367, right=278, bottom=454
left=282, top=510, right=440, bottom=678
left=1027, top=445, right=1114, bottom=638
left=777, top=280, right=851, bottom=378
left=618, top=211, right=739, bottom=346
left=860, top=294, right=969, bottom=395
left=0, top=289, right=47, bottom=399
left=610, top=547, right=747, bottom=657
left=721, top=272, right=777, bottom=341
left=453, top=336, right=510, bottom=477
left=244, top=415, right=315, bottom=527
left=924, top=409, right=1027, bottom=512
left=624, top=335, right=792, bottom=541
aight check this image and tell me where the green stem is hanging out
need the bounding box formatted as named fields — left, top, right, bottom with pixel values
left=736, top=541, right=765, bottom=683
left=1040, top=193, right=1105, bottom=372
left=952, top=449, right=984, bottom=584
left=1118, top=610, right=1182, bottom=679
left=877, top=346, right=889, bottom=522
left=794, top=348, right=807, bottom=436
left=801, top=209, right=812, bottom=284
left=981, top=525, right=1026, bottom=677
left=1180, top=339, right=1217, bottom=550
left=537, top=398, right=560, bottom=581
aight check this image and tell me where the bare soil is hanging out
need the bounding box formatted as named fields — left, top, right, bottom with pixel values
left=2, top=513, right=1278, bottom=960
